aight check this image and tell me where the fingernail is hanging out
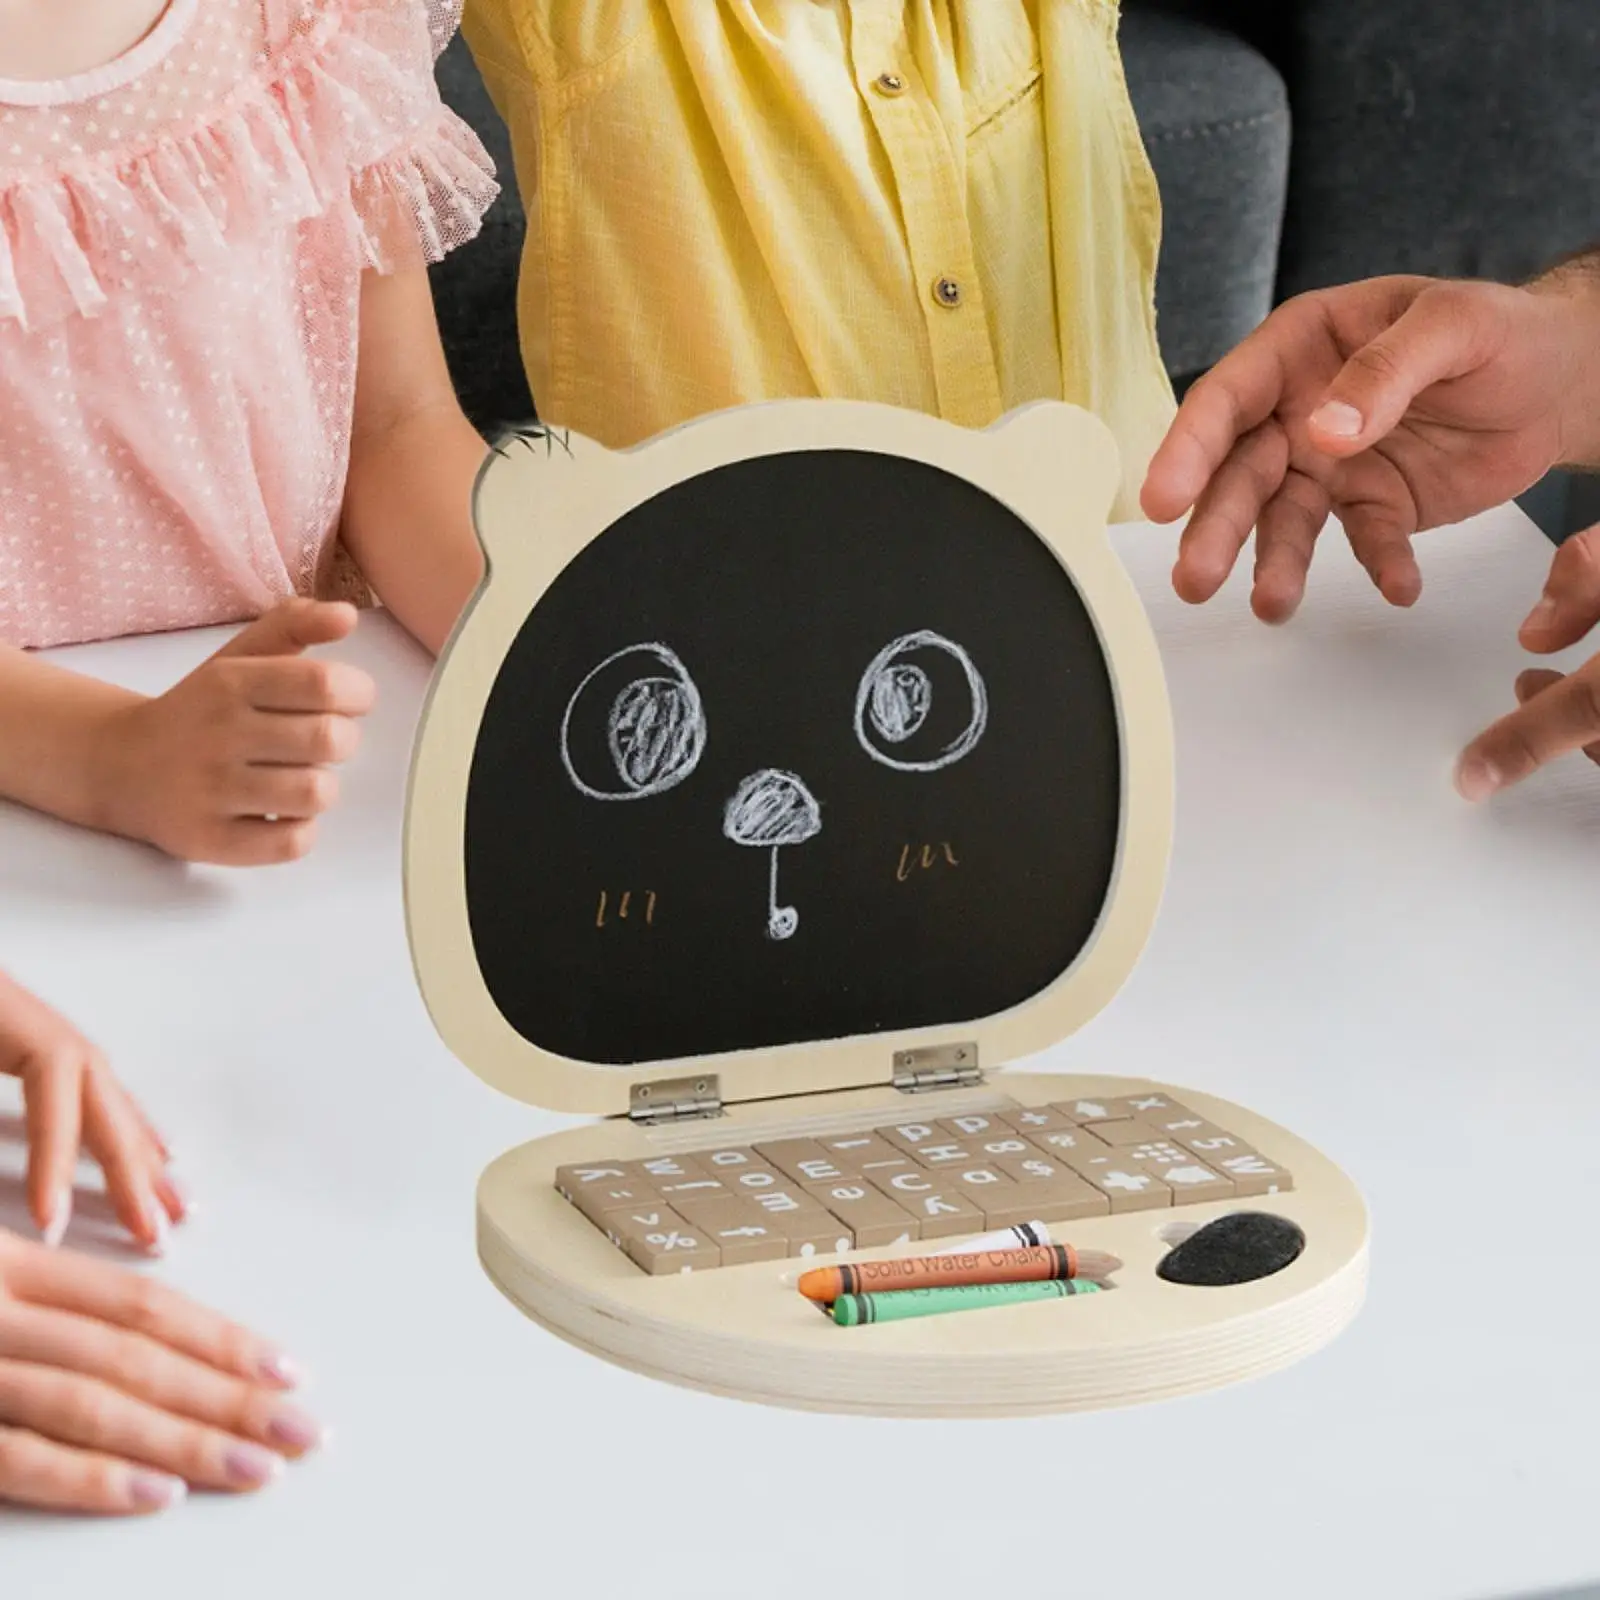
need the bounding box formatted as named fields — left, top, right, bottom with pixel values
left=144, top=1197, right=171, bottom=1258
left=128, top=1471, right=187, bottom=1511
left=40, top=1187, right=71, bottom=1249
left=257, top=1348, right=305, bottom=1389
left=166, top=1173, right=195, bottom=1219
left=1455, top=755, right=1502, bottom=802
left=266, top=1404, right=326, bottom=1453
left=225, top=1443, right=286, bottom=1488
left=1523, top=596, right=1558, bottom=632
left=1310, top=401, right=1364, bottom=439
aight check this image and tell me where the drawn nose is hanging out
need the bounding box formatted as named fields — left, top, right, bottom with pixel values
left=723, top=768, right=822, bottom=850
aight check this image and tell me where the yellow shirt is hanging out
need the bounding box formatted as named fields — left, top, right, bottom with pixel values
left=461, top=0, right=1174, bottom=520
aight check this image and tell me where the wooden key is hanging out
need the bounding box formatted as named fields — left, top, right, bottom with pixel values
left=865, top=1170, right=985, bottom=1238
left=1142, top=1109, right=1214, bottom=1139
left=1048, top=1097, right=1128, bottom=1125
left=1026, top=1126, right=1111, bottom=1158
left=670, top=1197, right=789, bottom=1264
left=906, top=1140, right=975, bottom=1170
left=606, top=1206, right=721, bottom=1274
left=743, top=1184, right=831, bottom=1221
left=1064, top=1149, right=1173, bottom=1213
left=1120, top=1139, right=1234, bottom=1200
left=717, top=1162, right=790, bottom=1200
left=965, top=1132, right=1039, bottom=1162
left=784, top=1213, right=856, bottom=1259
left=943, top=1162, right=1015, bottom=1197
left=1120, top=1138, right=1190, bottom=1165
left=1165, top=1123, right=1253, bottom=1161
left=567, top=1180, right=663, bottom=1222
left=814, top=1131, right=909, bottom=1173
left=1094, top=1094, right=1191, bottom=1121
left=941, top=1166, right=1040, bottom=1230
left=882, top=1120, right=946, bottom=1155
left=802, top=1181, right=920, bottom=1247
left=620, top=1154, right=705, bottom=1185
left=651, top=1173, right=733, bottom=1206
left=754, top=1138, right=852, bottom=1186
left=555, top=1162, right=646, bottom=1200
left=990, top=1152, right=1109, bottom=1220
left=691, top=1145, right=768, bottom=1179
left=1080, top=1119, right=1164, bottom=1148
left=1144, top=1155, right=1232, bottom=1205
left=896, top=1189, right=987, bottom=1239
left=996, top=1149, right=1076, bottom=1184
left=936, top=1113, right=1012, bottom=1140
left=1012, top=1174, right=1110, bottom=1224
left=997, top=1106, right=1078, bottom=1135
left=982, top=1186, right=1084, bottom=1230
left=1202, top=1147, right=1292, bottom=1196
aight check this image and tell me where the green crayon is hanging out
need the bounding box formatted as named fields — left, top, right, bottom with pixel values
left=831, top=1277, right=1103, bottom=1326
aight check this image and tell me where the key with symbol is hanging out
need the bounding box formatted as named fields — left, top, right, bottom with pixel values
left=1063, top=1149, right=1173, bottom=1213
left=801, top=1180, right=919, bottom=1247
left=607, top=1205, right=722, bottom=1274
left=672, top=1196, right=790, bottom=1264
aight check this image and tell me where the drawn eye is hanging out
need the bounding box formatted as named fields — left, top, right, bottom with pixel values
left=854, top=630, right=988, bottom=772
left=560, top=642, right=707, bottom=801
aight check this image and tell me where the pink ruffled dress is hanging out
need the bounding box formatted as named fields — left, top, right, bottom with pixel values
left=0, top=0, right=497, bottom=650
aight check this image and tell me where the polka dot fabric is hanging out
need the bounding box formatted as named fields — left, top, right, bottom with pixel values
left=0, top=0, right=496, bottom=648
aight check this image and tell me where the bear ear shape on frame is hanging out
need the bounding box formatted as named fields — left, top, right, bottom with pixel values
left=467, top=400, right=1124, bottom=573
left=468, top=423, right=606, bottom=572
left=974, top=400, right=1122, bottom=534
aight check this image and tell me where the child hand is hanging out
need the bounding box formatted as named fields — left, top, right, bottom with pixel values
left=102, top=599, right=377, bottom=866
left=0, top=973, right=180, bottom=1255
left=0, top=1228, right=321, bottom=1513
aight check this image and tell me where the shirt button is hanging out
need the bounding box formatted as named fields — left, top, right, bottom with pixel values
left=932, top=276, right=964, bottom=309
left=874, top=71, right=906, bottom=96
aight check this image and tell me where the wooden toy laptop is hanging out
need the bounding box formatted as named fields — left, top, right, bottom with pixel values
left=403, top=399, right=1369, bottom=1417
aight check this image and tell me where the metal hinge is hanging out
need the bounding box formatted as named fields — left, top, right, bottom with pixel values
left=629, top=1073, right=724, bottom=1126
left=892, top=1044, right=982, bottom=1094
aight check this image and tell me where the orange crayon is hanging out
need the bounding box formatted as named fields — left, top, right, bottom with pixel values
left=797, top=1243, right=1120, bottom=1303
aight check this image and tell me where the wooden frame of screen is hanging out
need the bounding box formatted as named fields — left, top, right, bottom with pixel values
left=403, top=399, right=1174, bottom=1116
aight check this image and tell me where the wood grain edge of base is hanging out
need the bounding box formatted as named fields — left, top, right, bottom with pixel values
left=475, top=1221, right=1371, bottom=1419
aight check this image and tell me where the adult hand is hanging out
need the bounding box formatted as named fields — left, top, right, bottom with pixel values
left=0, top=972, right=181, bottom=1255
left=99, top=599, right=376, bottom=866
left=0, top=1229, right=321, bottom=1514
left=1143, top=271, right=1600, bottom=621
left=1456, top=524, right=1600, bottom=799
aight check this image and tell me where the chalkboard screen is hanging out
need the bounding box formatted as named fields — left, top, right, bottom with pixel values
left=463, top=448, right=1122, bottom=1066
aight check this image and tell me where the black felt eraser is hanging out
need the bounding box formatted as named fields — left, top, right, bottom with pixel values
left=1156, top=1212, right=1306, bottom=1287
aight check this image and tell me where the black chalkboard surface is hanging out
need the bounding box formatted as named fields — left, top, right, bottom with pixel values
left=463, top=447, right=1122, bottom=1066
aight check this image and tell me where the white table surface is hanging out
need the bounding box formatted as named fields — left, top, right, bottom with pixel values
left=2, top=503, right=1596, bottom=1600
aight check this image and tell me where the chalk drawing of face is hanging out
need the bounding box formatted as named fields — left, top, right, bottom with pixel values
left=560, top=632, right=987, bottom=942
left=462, top=446, right=1121, bottom=1065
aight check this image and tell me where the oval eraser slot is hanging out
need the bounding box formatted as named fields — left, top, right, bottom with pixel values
left=1156, top=1212, right=1307, bottom=1287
